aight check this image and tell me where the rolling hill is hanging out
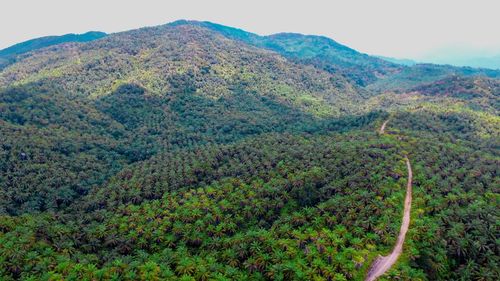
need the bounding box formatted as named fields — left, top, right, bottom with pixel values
left=0, top=20, right=498, bottom=281
left=0, top=22, right=372, bottom=214
left=172, top=20, right=403, bottom=86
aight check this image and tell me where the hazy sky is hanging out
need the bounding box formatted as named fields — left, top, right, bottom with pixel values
left=2, top=0, right=499, bottom=60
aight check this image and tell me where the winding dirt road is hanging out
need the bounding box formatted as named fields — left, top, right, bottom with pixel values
left=365, top=122, right=413, bottom=281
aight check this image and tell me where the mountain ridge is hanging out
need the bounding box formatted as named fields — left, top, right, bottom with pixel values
left=170, top=20, right=402, bottom=86
left=0, top=31, right=107, bottom=69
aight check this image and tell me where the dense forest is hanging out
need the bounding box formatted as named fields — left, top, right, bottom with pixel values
left=0, top=20, right=498, bottom=280
left=0, top=31, right=107, bottom=70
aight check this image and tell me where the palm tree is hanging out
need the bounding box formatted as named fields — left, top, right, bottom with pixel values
left=175, top=257, right=196, bottom=276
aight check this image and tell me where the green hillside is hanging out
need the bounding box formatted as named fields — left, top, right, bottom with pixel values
left=0, top=21, right=498, bottom=281
left=0, top=31, right=107, bottom=69
left=367, top=63, right=500, bottom=92
left=173, top=20, right=402, bottom=86
left=0, top=23, right=370, bottom=214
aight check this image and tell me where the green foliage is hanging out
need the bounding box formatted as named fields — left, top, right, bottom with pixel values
left=0, top=132, right=406, bottom=280
left=0, top=22, right=384, bottom=214
left=177, top=20, right=402, bottom=86
left=0, top=20, right=498, bottom=281
left=367, top=64, right=500, bottom=92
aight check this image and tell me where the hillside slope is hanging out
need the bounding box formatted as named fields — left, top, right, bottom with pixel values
left=367, top=63, right=500, bottom=92
left=0, top=22, right=373, bottom=214
left=173, top=20, right=500, bottom=90
left=0, top=21, right=498, bottom=281
left=0, top=31, right=107, bottom=69
left=173, top=20, right=402, bottom=86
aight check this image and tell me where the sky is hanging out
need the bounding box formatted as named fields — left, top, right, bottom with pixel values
left=1, top=0, right=500, bottom=64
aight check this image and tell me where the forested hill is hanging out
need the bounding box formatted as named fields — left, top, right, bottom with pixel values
left=171, top=20, right=403, bottom=86
left=0, top=31, right=107, bottom=69
left=0, top=22, right=370, bottom=214
left=0, top=20, right=499, bottom=281
left=172, top=20, right=500, bottom=87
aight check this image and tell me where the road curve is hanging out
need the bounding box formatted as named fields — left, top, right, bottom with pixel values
left=365, top=121, right=413, bottom=281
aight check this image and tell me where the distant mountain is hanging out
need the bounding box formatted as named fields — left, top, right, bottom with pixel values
left=419, top=46, right=500, bottom=70
left=377, top=54, right=500, bottom=70
left=172, top=20, right=403, bottom=86
left=376, top=55, right=417, bottom=66
left=172, top=21, right=500, bottom=88
left=427, top=55, right=500, bottom=70
left=408, top=75, right=500, bottom=113
left=411, top=75, right=500, bottom=97
left=367, top=63, right=500, bottom=92
left=0, top=31, right=107, bottom=69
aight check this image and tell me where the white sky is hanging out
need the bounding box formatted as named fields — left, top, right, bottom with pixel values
left=1, top=0, right=499, bottom=60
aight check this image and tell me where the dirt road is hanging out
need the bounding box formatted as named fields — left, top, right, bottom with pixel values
left=365, top=122, right=413, bottom=281
left=379, top=120, right=389, bottom=134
